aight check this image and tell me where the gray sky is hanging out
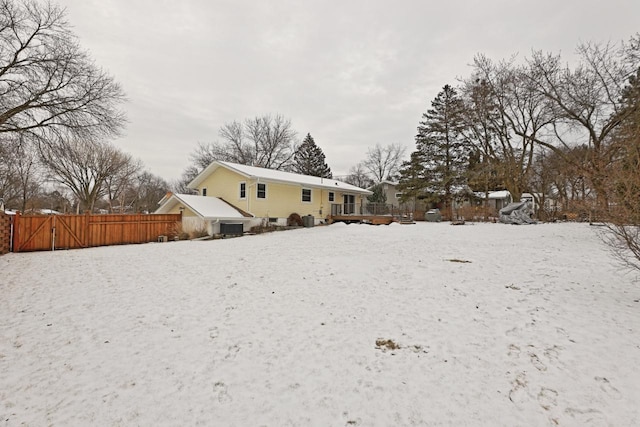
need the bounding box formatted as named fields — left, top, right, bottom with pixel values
left=57, top=0, right=640, bottom=181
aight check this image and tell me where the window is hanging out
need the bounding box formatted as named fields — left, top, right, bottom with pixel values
left=302, top=188, right=311, bottom=202
left=202, top=188, right=207, bottom=197
left=395, top=192, right=402, bottom=199
left=239, top=182, right=246, bottom=199
left=257, top=183, right=266, bottom=199
left=328, top=192, right=335, bottom=202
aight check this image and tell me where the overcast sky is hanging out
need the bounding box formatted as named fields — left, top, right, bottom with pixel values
left=56, top=0, right=640, bottom=182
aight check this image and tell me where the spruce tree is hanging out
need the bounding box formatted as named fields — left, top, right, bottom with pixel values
left=415, top=84, right=468, bottom=218
left=293, top=133, right=333, bottom=178
left=397, top=150, right=431, bottom=206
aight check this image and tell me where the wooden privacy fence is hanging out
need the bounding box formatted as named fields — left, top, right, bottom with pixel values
left=10, top=212, right=182, bottom=253
left=0, top=212, right=10, bottom=255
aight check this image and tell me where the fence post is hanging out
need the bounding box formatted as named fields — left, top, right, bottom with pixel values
left=85, top=210, right=91, bottom=247
left=12, top=212, right=20, bottom=253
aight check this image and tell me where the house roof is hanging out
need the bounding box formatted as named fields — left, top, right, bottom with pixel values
left=488, top=190, right=511, bottom=199
left=188, top=161, right=372, bottom=195
left=154, top=193, right=253, bottom=220
left=367, top=180, right=399, bottom=190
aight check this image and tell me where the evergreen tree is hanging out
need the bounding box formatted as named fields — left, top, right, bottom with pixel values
left=397, top=150, right=430, bottom=205
left=292, top=134, right=333, bottom=178
left=367, top=183, right=387, bottom=204
left=415, top=84, right=468, bottom=218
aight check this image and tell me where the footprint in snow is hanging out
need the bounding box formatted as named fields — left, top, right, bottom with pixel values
left=537, top=387, right=558, bottom=411
left=594, top=376, right=622, bottom=400
left=213, top=381, right=232, bottom=404
left=529, top=352, right=547, bottom=371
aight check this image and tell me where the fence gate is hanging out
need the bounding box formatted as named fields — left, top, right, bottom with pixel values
left=11, top=215, right=57, bottom=252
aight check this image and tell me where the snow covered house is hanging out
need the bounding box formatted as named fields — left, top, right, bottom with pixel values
left=155, top=161, right=371, bottom=235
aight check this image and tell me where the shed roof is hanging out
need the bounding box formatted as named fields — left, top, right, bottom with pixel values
left=155, top=193, right=253, bottom=220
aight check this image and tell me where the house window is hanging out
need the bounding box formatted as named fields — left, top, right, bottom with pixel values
left=202, top=188, right=207, bottom=197
left=257, top=183, right=266, bottom=199
left=239, top=182, right=246, bottom=199
left=302, top=188, right=311, bottom=202
left=395, top=192, right=402, bottom=199
left=328, top=192, right=334, bottom=202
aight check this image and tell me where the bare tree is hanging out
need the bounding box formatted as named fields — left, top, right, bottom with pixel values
left=344, top=162, right=374, bottom=189
left=0, top=0, right=126, bottom=142
left=0, top=133, right=42, bottom=210
left=0, top=136, right=21, bottom=208
left=463, top=56, right=554, bottom=202
left=130, top=171, right=170, bottom=213
left=104, top=156, right=143, bottom=213
left=520, top=38, right=639, bottom=214
left=362, top=143, right=407, bottom=183
left=188, top=114, right=297, bottom=177
left=39, top=138, right=135, bottom=212
left=244, top=115, right=297, bottom=169
left=600, top=66, right=640, bottom=270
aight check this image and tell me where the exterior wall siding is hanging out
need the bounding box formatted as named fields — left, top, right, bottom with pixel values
left=165, top=204, right=198, bottom=217
left=198, top=167, right=246, bottom=208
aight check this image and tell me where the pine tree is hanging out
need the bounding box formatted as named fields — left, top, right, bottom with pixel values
left=292, top=134, right=333, bottom=178
left=397, top=150, right=431, bottom=205
left=415, top=84, right=468, bottom=218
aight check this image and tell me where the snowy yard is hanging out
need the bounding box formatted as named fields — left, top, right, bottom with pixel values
left=1, top=222, right=639, bottom=426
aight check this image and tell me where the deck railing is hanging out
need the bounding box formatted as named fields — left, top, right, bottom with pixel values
left=331, top=203, right=413, bottom=217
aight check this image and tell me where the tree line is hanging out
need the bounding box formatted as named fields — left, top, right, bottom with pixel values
left=0, top=0, right=167, bottom=214
left=396, top=36, right=639, bottom=226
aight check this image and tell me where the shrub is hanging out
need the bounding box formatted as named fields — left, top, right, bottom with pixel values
left=190, top=226, right=210, bottom=239
left=287, top=213, right=302, bottom=226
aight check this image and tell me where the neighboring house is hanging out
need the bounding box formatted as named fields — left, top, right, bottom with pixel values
left=156, top=161, right=371, bottom=234
left=475, top=190, right=513, bottom=211
left=370, top=181, right=403, bottom=206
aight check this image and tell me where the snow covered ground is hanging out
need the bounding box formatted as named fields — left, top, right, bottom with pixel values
left=1, top=222, right=639, bottom=426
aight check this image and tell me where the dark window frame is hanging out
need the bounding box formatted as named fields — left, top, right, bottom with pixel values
left=257, top=183, right=266, bottom=199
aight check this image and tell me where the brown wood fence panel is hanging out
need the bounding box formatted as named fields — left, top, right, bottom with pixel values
left=11, top=213, right=181, bottom=253
left=55, top=215, right=88, bottom=250
left=12, top=215, right=54, bottom=252
left=0, top=212, right=12, bottom=255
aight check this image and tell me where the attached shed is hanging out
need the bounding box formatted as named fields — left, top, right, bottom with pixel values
left=154, top=193, right=255, bottom=236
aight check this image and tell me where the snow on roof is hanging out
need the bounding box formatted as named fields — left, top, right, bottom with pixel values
left=189, top=161, right=372, bottom=194
left=472, top=190, right=512, bottom=200
left=155, top=194, right=252, bottom=220
left=488, top=190, right=511, bottom=199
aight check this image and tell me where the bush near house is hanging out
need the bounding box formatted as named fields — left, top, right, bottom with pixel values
left=287, top=213, right=303, bottom=227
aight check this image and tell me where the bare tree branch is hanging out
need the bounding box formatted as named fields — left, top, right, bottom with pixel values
left=0, top=0, right=126, bottom=142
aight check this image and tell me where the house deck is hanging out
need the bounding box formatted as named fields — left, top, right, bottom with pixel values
left=328, top=215, right=396, bottom=225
